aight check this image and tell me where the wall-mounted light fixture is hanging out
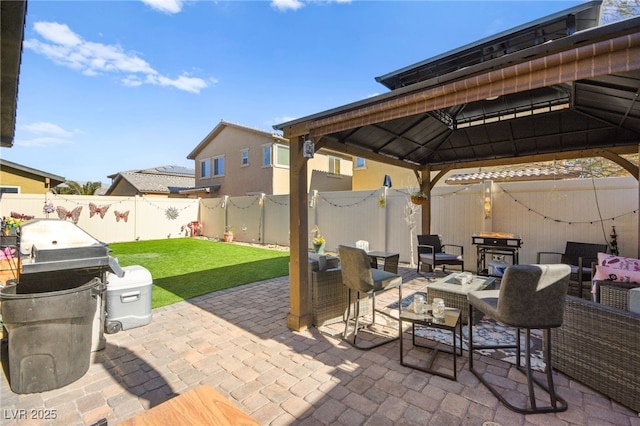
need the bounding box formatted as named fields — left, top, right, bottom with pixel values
left=484, top=185, right=492, bottom=219
left=309, top=189, right=318, bottom=208
left=303, top=139, right=315, bottom=158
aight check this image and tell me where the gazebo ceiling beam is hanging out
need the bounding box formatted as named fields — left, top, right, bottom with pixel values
left=428, top=145, right=639, bottom=172
left=319, top=136, right=421, bottom=171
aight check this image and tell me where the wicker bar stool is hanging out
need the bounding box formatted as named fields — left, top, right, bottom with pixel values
left=338, top=245, right=402, bottom=350
left=467, top=264, right=571, bottom=414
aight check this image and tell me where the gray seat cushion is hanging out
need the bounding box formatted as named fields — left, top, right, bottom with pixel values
left=371, top=269, right=402, bottom=292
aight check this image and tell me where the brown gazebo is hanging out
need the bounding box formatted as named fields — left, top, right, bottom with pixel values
left=275, top=4, right=640, bottom=331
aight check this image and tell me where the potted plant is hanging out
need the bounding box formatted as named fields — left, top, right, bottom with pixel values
left=410, top=191, right=428, bottom=205
left=223, top=227, right=234, bottom=242
left=311, top=226, right=326, bottom=254
left=409, top=170, right=428, bottom=205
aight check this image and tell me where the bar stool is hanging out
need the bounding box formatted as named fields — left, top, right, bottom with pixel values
left=338, top=245, right=402, bottom=350
left=467, top=263, right=570, bottom=414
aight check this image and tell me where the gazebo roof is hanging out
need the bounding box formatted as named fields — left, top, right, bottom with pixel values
left=275, top=15, right=640, bottom=174
left=375, top=1, right=603, bottom=91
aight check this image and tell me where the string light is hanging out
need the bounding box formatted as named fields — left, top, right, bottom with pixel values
left=500, top=186, right=637, bottom=224
left=50, top=193, right=135, bottom=206
left=265, top=196, right=289, bottom=206
left=228, top=195, right=260, bottom=210
left=319, top=190, right=377, bottom=208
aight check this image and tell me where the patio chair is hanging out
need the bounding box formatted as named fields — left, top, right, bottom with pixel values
left=537, top=241, right=607, bottom=298
left=416, top=234, right=464, bottom=274
left=467, top=263, right=571, bottom=414
left=338, top=245, right=402, bottom=350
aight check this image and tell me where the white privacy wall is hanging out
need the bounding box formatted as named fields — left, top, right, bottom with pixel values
left=1, top=177, right=637, bottom=269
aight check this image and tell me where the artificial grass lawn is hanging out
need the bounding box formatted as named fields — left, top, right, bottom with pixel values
left=108, top=238, right=290, bottom=309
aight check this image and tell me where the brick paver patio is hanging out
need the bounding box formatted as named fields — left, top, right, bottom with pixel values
left=1, top=266, right=638, bottom=425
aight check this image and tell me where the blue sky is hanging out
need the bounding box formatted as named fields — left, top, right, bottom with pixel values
left=5, top=0, right=584, bottom=183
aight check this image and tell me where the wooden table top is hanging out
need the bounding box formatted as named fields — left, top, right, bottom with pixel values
left=118, top=385, right=259, bottom=426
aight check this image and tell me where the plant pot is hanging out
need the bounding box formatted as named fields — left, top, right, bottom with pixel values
left=223, top=233, right=234, bottom=242
left=410, top=195, right=427, bottom=205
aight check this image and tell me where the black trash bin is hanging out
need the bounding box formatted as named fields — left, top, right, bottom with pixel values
left=0, top=277, right=102, bottom=394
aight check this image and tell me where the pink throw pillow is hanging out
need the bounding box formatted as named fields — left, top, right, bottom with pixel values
left=593, top=252, right=640, bottom=283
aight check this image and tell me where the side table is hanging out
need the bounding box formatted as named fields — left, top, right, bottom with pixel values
left=399, top=305, right=462, bottom=380
left=367, top=251, right=400, bottom=274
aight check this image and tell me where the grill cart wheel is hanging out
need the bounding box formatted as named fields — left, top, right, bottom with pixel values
left=105, top=321, right=122, bottom=334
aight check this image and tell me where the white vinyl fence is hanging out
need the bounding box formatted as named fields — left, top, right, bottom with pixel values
left=1, top=177, right=637, bottom=271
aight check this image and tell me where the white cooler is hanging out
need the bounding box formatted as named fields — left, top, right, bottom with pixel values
left=105, top=265, right=153, bottom=334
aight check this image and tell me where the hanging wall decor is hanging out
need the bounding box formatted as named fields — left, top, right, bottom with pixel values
left=165, top=206, right=179, bottom=220
left=56, top=206, right=82, bottom=224
left=114, top=210, right=129, bottom=223
left=89, top=202, right=110, bottom=219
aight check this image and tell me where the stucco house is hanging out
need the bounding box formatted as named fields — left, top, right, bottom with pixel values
left=104, top=165, right=195, bottom=198
left=0, top=159, right=64, bottom=195
left=187, top=120, right=352, bottom=197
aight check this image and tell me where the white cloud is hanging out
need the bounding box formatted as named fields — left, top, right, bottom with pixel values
left=15, top=137, right=73, bottom=148
left=270, top=0, right=352, bottom=12
left=140, top=0, right=185, bottom=14
left=147, top=73, right=212, bottom=94
left=20, top=122, right=78, bottom=138
left=33, top=21, right=82, bottom=46
left=271, top=0, right=305, bottom=11
left=24, top=21, right=210, bottom=94
left=16, top=122, right=78, bottom=148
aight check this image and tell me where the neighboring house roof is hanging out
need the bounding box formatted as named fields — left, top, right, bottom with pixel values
left=445, top=166, right=582, bottom=185
left=187, top=120, right=288, bottom=159
left=177, top=185, right=221, bottom=196
left=0, top=158, right=65, bottom=185
left=1, top=0, right=27, bottom=147
left=105, top=165, right=196, bottom=195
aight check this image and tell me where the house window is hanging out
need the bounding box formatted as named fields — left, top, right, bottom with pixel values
left=200, top=159, right=210, bottom=178
left=213, top=156, right=225, bottom=176
left=274, top=144, right=289, bottom=168
left=241, top=149, right=249, bottom=167
left=0, top=186, right=19, bottom=194
left=262, top=144, right=272, bottom=167
left=329, top=156, right=341, bottom=175
left=355, top=157, right=366, bottom=169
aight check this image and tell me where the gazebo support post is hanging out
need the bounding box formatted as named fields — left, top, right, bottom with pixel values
left=421, top=166, right=431, bottom=235
left=287, top=136, right=313, bottom=331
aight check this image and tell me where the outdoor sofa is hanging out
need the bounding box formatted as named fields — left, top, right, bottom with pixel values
left=551, top=283, right=640, bottom=414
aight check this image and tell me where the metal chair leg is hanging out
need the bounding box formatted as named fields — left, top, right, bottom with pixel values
left=467, top=310, right=568, bottom=414
left=342, top=285, right=401, bottom=350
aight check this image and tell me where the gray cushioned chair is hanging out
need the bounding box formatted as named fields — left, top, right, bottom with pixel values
left=416, top=234, right=464, bottom=274
left=467, top=263, right=571, bottom=414
left=338, top=245, right=402, bottom=350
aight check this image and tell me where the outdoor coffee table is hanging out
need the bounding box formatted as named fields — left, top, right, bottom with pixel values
left=399, top=305, right=462, bottom=381
left=427, top=273, right=496, bottom=325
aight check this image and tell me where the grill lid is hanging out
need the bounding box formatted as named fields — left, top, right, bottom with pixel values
left=18, top=219, right=123, bottom=276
